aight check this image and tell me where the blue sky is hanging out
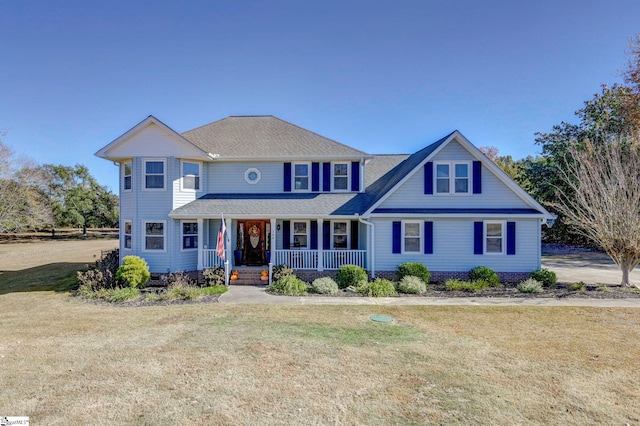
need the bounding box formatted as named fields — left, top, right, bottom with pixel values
left=1, top=0, right=639, bottom=192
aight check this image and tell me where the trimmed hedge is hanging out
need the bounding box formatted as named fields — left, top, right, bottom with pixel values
left=397, top=262, right=430, bottom=284
left=529, top=268, right=557, bottom=288
left=336, top=264, right=368, bottom=289
left=468, top=266, right=499, bottom=287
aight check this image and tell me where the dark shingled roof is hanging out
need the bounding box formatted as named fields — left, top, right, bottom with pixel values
left=181, top=116, right=368, bottom=159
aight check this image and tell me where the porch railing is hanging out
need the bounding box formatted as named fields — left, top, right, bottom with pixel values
left=273, top=249, right=366, bottom=270
left=202, top=249, right=225, bottom=269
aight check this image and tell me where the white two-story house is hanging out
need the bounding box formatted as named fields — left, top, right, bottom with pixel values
left=95, top=115, right=554, bottom=282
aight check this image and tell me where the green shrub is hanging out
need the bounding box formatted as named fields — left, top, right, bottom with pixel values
left=468, top=266, right=500, bottom=287
left=201, top=285, right=228, bottom=296
left=115, top=256, right=150, bottom=288
left=529, top=268, right=557, bottom=288
left=596, top=286, right=609, bottom=292
left=517, top=278, right=543, bottom=293
left=444, top=279, right=489, bottom=292
left=569, top=282, right=586, bottom=291
left=336, top=264, right=368, bottom=289
left=203, top=267, right=226, bottom=286
left=397, top=275, right=427, bottom=294
left=272, top=264, right=294, bottom=282
left=271, top=275, right=308, bottom=295
left=357, top=278, right=397, bottom=297
left=107, top=287, right=140, bottom=303
left=397, top=262, right=430, bottom=284
left=311, top=277, right=339, bottom=295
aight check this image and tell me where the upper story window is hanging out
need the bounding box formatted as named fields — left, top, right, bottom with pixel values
left=402, top=221, right=422, bottom=253
left=123, top=162, right=132, bottom=191
left=144, top=159, right=165, bottom=190
left=435, top=162, right=470, bottom=195
left=485, top=221, right=504, bottom=254
left=181, top=161, right=200, bottom=191
left=333, top=162, right=349, bottom=191
left=293, top=162, right=309, bottom=191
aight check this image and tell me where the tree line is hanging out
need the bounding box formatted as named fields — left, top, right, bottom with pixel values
left=0, top=136, right=118, bottom=233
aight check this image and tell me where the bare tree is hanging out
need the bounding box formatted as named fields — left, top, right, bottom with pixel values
left=555, top=136, right=640, bottom=287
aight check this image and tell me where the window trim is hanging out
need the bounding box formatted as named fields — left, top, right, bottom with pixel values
left=292, top=162, right=311, bottom=192
left=180, top=160, right=202, bottom=192
left=123, top=161, right=132, bottom=192
left=290, top=220, right=310, bottom=249
left=123, top=220, right=132, bottom=250
left=143, top=158, right=166, bottom=191
left=143, top=220, right=166, bottom=252
left=244, top=167, right=261, bottom=185
left=484, top=220, right=505, bottom=255
left=330, top=220, right=350, bottom=250
left=181, top=220, right=198, bottom=251
left=331, top=161, right=350, bottom=192
left=402, top=220, right=422, bottom=254
left=434, top=161, right=471, bottom=195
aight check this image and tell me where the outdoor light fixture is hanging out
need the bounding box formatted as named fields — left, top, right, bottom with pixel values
left=277, top=224, right=281, bottom=232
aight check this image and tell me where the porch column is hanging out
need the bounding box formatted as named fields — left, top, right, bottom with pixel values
left=318, top=218, right=324, bottom=271
left=225, top=217, right=232, bottom=267
left=197, top=218, right=204, bottom=270
left=270, top=218, right=276, bottom=262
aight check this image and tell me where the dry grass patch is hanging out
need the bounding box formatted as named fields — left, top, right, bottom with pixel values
left=1, top=292, right=639, bottom=425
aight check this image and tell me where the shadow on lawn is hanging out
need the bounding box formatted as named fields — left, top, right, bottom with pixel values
left=0, top=262, right=88, bottom=294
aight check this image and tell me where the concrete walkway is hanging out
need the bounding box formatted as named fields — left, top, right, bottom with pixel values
left=218, top=285, right=640, bottom=307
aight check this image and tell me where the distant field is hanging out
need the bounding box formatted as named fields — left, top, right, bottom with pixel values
left=1, top=240, right=639, bottom=424
left=0, top=227, right=118, bottom=243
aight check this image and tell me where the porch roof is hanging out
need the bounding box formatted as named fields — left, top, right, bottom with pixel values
left=169, top=193, right=372, bottom=218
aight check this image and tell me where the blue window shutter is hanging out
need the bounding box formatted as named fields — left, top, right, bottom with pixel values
left=322, top=162, right=331, bottom=192
left=473, top=161, right=482, bottom=194
left=474, top=221, right=483, bottom=254
left=424, top=221, right=433, bottom=254
left=392, top=221, right=401, bottom=254
left=350, top=220, right=359, bottom=250
left=323, top=221, right=330, bottom=249
left=282, top=221, right=290, bottom=249
left=283, top=163, right=292, bottom=192
left=310, top=221, right=318, bottom=249
left=351, top=161, right=360, bottom=192
left=424, top=162, right=433, bottom=194
left=312, top=163, right=320, bottom=192
left=507, top=221, right=516, bottom=255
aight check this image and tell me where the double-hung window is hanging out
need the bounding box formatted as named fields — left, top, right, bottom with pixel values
left=181, top=161, right=200, bottom=191
left=331, top=221, right=349, bottom=249
left=182, top=221, right=198, bottom=250
left=144, top=221, right=165, bottom=251
left=293, top=163, right=309, bottom=191
left=485, top=221, right=504, bottom=254
left=403, top=221, right=422, bottom=253
left=123, top=220, right=132, bottom=249
left=435, top=162, right=470, bottom=195
left=123, top=162, right=132, bottom=191
left=144, top=159, right=165, bottom=190
left=333, top=162, right=349, bottom=191
left=292, top=221, right=309, bottom=249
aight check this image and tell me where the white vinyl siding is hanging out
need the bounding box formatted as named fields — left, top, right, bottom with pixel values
left=374, top=218, right=540, bottom=272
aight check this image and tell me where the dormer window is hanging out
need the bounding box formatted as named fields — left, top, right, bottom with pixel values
left=333, top=162, right=349, bottom=191
left=435, top=162, right=470, bottom=195
left=293, top=162, right=310, bottom=191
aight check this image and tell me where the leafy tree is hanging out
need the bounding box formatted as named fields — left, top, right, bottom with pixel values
left=0, top=132, right=53, bottom=232
left=44, top=164, right=118, bottom=233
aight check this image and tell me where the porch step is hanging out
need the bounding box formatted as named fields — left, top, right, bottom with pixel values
left=230, top=269, right=269, bottom=285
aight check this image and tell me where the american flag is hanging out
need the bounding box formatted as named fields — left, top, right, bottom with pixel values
left=216, top=216, right=226, bottom=260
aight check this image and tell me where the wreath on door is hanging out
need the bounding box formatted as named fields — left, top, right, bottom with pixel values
left=249, top=225, right=261, bottom=249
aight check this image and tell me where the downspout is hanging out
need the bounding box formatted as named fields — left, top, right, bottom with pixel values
left=358, top=217, right=375, bottom=278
